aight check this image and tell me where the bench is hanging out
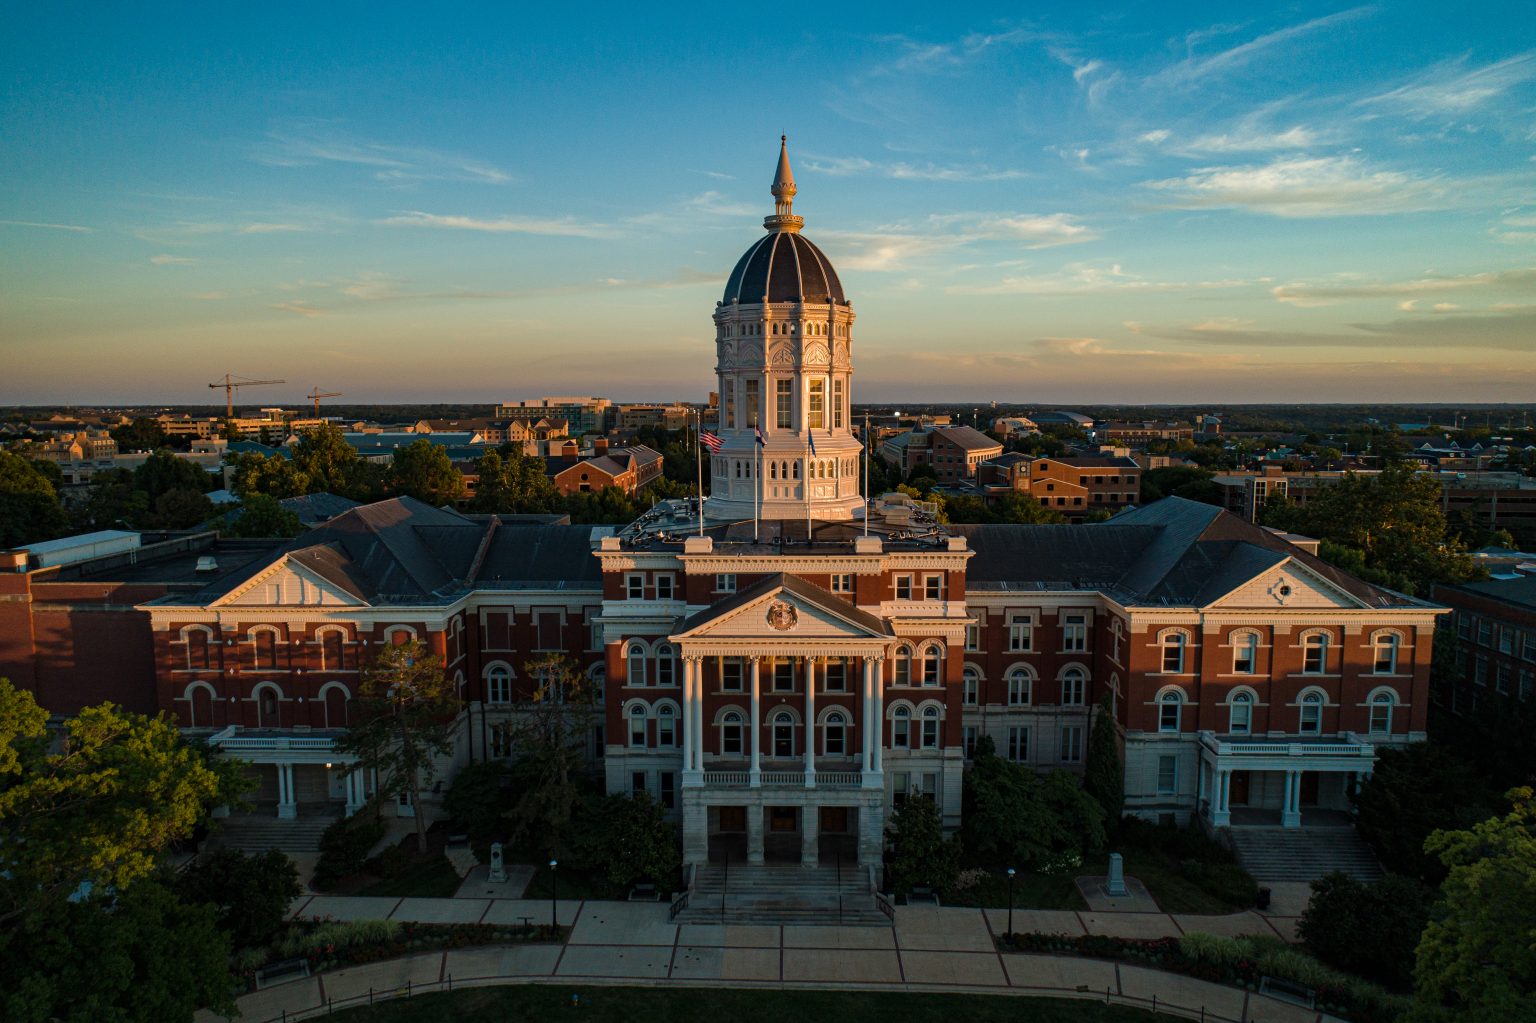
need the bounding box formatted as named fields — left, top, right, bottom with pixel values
left=1260, top=975, right=1316, bottom=1009
left=254, top=958, right=311, bottom=990
left=906, top=886, right=940, bottom=906
left=628, top=883, right=661, bottom=902
left=446, top=833, right=470, bottom=849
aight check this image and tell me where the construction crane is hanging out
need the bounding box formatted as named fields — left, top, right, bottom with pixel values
left=208, top=374, right=285, bottom=419
left=307, top=387, right=343, bottom=417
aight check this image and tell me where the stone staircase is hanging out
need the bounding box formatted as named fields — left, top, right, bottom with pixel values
left=675, top=862, right=889, bottom=926
left=206, top=812, right=339, bottom=855
left=1228, top=826, right=1383, bottom=883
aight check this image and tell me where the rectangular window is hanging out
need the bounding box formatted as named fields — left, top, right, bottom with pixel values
left=715, top=573, right=736, bottom=594
left=659, top=772, right=676, bottom=810
left=720, top=658, right=743, bottom=692
left=626, top=574, right=644, bottom=600
left=1456, top=613, right=1471, bottom=639
left=1233, top=633, right=1258, bottom=674
left=833, top=379, right=844, bottom=429
left=1524, top=632, right=1536, bottom=663
left=892, top=772, right=910, bottom=806
left=808, top=378, right=825, bottom=429
left=776, top=380, right=792, bottom=429
left=745, top=379, right=759, bottom=427
left=655, top=575, right=674, bottom=600
left=630, top=714, right=647, bottom=747
left=1008, top=614, right=1033, bottom=652
left=585, top=610, right=602, bottom=651
left=631, top=771, right=647, bottom=798
left=963, top=725, right=978, bottom=758
left=1061, top=725, right=1084, bottom=763
left=962, top=674, right=978, bottom=705
left=773, top=659, right=795, bottom=692
left=1007, top=727, right=1028, bottom=763
left=923, top=574, right=943, bottom=600
left=895, top=576, right=913, bottom=600
left=1061, top=675, right=1085, bottom=705
left=657, top=710, right=676, bottom=747
left=1156, top=755, right=1177, bottom=795
left=831, top=573, right=853, bottom=594
left=1497, top=663, right=1512, bottom=694
left=1478, top=619, right=1493, bottom=646
left=536, top=612, right=562, bottom=651
left=491, top=725, right=513, bottom=758
left=723, top=379, right=735, bottom=430
left=823, top=658, right=847, bottom=692
left=1062, top=613, right=1088, bottom=652
left=965, top=623, right=981, bottom=652
left=1499, top=628, right=1515, bottom=655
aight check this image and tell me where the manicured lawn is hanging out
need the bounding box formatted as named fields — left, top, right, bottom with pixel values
left=352, top=847, right=463, bottom=898
left=522, top=862, right=611, bottom=900
left=943, top=849, right=1255, bottom=915
left=941, top=867, right=1086, bottom=911
left=327, top=986, right=1161, bottom=1022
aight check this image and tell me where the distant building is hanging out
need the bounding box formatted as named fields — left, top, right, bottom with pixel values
left=1030, top=410, right=1094, bottom=430
left=991, top=416, right=1038, bottom=439
left=495, top=397, right=612, bottom=435
left=545, top=439, right=664, bottom=496
left=1211, top=468, right=1536, bottom=527
left=618, top=404, right=694, bottom=431
left=1099, top=421, right=1194, bottom=446
left=880, top=425, right=1002, bottom=483
left=1021, top=455, right=1142, bottom=519
left=1433, top=571, right=1536, bottom=716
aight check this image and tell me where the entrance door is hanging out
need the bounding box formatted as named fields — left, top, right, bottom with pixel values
left=820, top=807, right=850, bottom=833
left=718, top=806, right=746, bottom=833
left=396, top=788, right=415, bottom=819
left=1299, top=772, right=1319, bottom=807
left=1230, top=771, right=1250, bottom=806
left=769, top=806, right=797, bottom=832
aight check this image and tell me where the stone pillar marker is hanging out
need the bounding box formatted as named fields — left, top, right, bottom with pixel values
left=1105, top=852, right=1128, bottom=896
left=488, top=842, right=507, bottom=883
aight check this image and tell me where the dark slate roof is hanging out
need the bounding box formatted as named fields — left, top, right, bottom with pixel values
left=475, top=524, right=601, bottom=586
left=279, top=492, right=362, bottom=526
left=676, top=573, right=892, bottom=637
left=723, top=231, right=846, bottom=305
left=949, top=524, right=1160, bottom=589
left=933, top=426, right=1002, bottom=452
left=1436, top=574, right=1536, bottom=612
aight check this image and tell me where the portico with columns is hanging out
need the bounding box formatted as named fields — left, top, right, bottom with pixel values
left=1196, top=730, right=1375, bottom=829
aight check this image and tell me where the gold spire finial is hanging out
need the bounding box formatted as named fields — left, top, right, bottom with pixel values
left=766, top=136, right=803, bottom=233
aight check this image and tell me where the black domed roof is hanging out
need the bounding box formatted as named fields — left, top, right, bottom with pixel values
left=722, top=231, right=846, bottom=305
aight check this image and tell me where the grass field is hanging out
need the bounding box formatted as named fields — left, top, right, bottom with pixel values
left=326, top=986, right=1161, bottom=1022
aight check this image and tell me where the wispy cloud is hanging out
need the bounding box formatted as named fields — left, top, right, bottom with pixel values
left=149, top=254, right=198, bottom=265
left=273, top=301, right=323, bottom=318
left=879, top=26, right=1046, bottom=74
left=1151, top=7, right=1374, bottom=88
left=253, top=121, right=510, bottom=185
left=377, top=211, right=617, bottom=238
left=239, top=222, right=309, bottom=234
left=946, top=261, right=1251, bottom=296
left=1362, top=51, right=1536, bottom=116
left=930, top=212, right=1098, bottom=247
left=0, top=219, right=93, bottom=233
left=682, top=191, right=757, bottom=217
left=1141, top=155, right=1459, bottom=217
left=805, top=156, right=1028, bottom=182
left=1272, top=267, right=1536, bottom=306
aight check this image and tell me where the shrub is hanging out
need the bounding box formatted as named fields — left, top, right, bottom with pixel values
left=443, top=761, right=512, bottom=839
left=177, top=848, right=302, bottom=949
left=1179, top=932, right=1254, bottom=969
left=277, top=919, right=400, bottom=958
left=313, top=803, right=387, bottom=889
left=1297, top=871, right=1429, bottom=991
left=885, top=794, right=960, bottom=894
left=950, top=867, right=991, bottom=892
left=363, top=842, right=408, bottom=879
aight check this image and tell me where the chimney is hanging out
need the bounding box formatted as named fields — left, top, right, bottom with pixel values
left=594, top=437, right=609, bottom=455
left=561, top=439, right=579, bottom=457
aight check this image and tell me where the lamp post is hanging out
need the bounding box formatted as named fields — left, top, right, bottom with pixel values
left=549, top=858, right=559, bottom=935
left=1006, top=867, right=1016, bottom=940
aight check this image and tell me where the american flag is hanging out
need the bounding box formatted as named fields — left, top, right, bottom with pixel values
left=699, top=431, right=724, bottom=453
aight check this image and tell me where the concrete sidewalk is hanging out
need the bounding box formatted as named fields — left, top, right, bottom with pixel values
left=208, top=897, right=1325, bottom=1023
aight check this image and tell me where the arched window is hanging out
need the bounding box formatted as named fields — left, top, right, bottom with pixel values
left=1298, top=690, right=1324, bottom=735
left=920, top=706, right=941, bottom=749
left=628, top=704, right=648, bottom=747
left=655, top=643, right=676, bottom=687
left=485, top=664, right=512, bottom=704
left=720, top=710, right=744, bottom=756
left=1006, top=666, right=1032, bottom=706
left=962, top=666, right=980, bottom=706
left=184, top=682, right=215, bottom=728
left=1229, top=690, right=1254, bottom=735
left=320, top=682, right=350, bottom=728
left=1303, top=633, right=1329, bottom=675
left=627, top=642, right=648, bottom=686
left=1160, top=632, right=1186, bottom=674
left=250, top=628, right=280, bottom=670
left=656, top=704, right=677, bottom=747
left=1372, top=633, right=1400, bottom=675
left=1158, top=689, right=1183, bottom=733
left=588, top=665, right=606, bottom=703
left=1232, top=631, right=1259, bottom=674
left=1060, top=667, right=1086, bottom=706
left=1368, top=690, right=1396, bottom=734
left=891, top=706, right=912, bottom=749
left=894, top=646, right=913, bottom=686
left=824, top=711, right=848, bottom=756
left=255, top=683, right=281, bottom=727
left=771, top=710, right=796, bottom=758
left=920, top=644, right=942, bottom=686
left=182, top=626, right=213, bottom=670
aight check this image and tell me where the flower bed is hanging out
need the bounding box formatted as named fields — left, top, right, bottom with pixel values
left=996, top=931, right=1410, bottom=1023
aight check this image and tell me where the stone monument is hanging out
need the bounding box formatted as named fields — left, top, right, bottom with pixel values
left=488, top=842, right=507, bottom=884
left=1105, top=851, right=1128, bottom=896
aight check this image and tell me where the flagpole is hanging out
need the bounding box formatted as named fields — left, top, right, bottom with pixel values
left=754, top=429, right=760, bottom=544
left=863, top=412, right=870, bottom=537
left=695, top=408, right=704, bottom=537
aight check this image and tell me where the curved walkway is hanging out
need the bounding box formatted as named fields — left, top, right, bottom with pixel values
left=199, top=899, right=1328, bottom=1023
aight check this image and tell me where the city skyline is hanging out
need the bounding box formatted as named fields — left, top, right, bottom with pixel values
left=3, top=3, right=1535, bottom=405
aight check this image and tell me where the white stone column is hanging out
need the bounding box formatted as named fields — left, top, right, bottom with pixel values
left=681, top=658, right=696, bottom=773
left=746, top=800, right=765, bottom=864
left=749, top=657, right=762, bottom=786
left=1282, top=770, right=1302, bottom=828
left=1211, top=769, right=1231, bottom=827
left=276, top=762, right=297, bottom=819
left=804, top=657, right=817, bottom=787
left=801, top=804, right=820, bottom=867
left=871, top=658, right=884, bottom=772
left=861, top=657, right=876, bottom=784
left=693, top=658, right=706, bottom=772
left=344, top=767, right=363, bottom=817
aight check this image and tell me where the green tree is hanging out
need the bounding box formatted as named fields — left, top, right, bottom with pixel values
left=109, top=417, right=169, bottom=453
left=132, top=450, right=211, bottom=502
left=443, top=760, right=513, bottom=840
left=0, top=450, right=69, bottom=547
left=229, top=451, right=310, bottom=499
left=578, top=792, right=681, bottom=893
left=1412, top=787, right=1536, bottom=1023
left=961, top=736, right=1105, bottom=869
left=994, top=491, right=1067, bottom=524
left=1353, top=743, right=1503, bottom=884
left=0, top=877, right=236, bottom=1023
left=1083, top=696, right=1124, bottom=825
left=141, top=488, right=214, bottom=529
left=1298, top=871, right=1430, bottom=991
left=471, top=448, right=559, bottom=514
left=389, top=438, right=465, bottom=505
left=0, top=680, right=235, bottom=925
left=885, top=793, right=960, bottom=895
left=290, top=424, right=382, bottom=500
left=502, top=654, right=598, bottom=857
left=74, top=467, right=149, bottom=530
left=226, top=492, right=304, bottom=538
left=175, top=848, right=301, bottom=950
left=1141, top=465, right=1216, bottom=504
left=335, top=641, right=459, bottom=853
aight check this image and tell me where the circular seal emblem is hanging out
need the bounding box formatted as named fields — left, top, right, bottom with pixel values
left=766, top=600, right=799, bottom=631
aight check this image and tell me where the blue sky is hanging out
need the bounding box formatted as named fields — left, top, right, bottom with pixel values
left=2, top=2, right=1534, bottom=405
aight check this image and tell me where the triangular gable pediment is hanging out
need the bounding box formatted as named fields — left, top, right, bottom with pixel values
left=1206, top=556, right=1365, bottom=611
left=673, top=581, right=890, bottom=643
left=215, top=554, right=367, bottom=608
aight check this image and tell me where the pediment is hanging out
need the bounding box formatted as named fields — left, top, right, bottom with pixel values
left=1207, top=558, right=1363, bottom=610
left=216, top=556, right=366, bottom=608
left=673, top=584, right=888, bottom=643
